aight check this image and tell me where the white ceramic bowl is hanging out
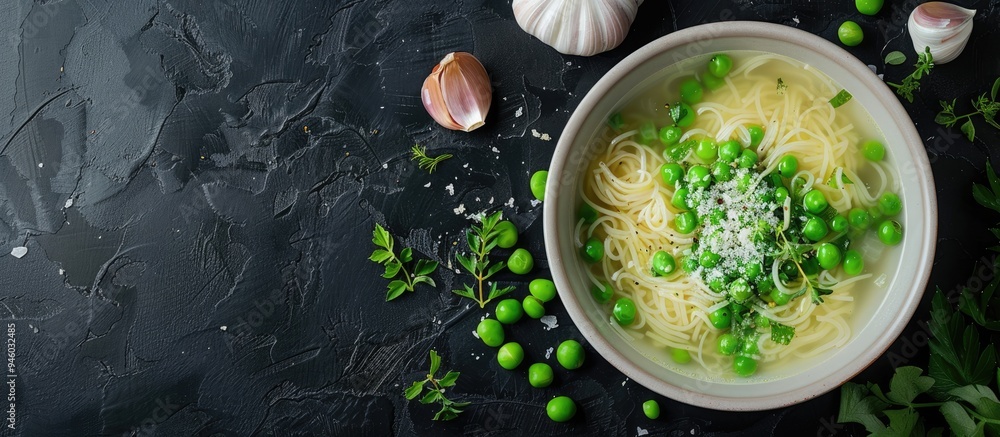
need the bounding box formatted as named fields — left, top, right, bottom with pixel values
left=543, top=22, right=937, bottom=411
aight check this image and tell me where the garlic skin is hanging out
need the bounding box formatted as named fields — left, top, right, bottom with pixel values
left=421, top=52, right=492, bottom=132
left=908, top=2, right=975, bottom=64
left=513, top=0, right=644, bottom=57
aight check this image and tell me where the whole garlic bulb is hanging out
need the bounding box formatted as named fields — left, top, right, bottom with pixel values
left=421, top=52, right=492, bottom=132
left=513, top=0, right=644, bottom=57
left=908, top=2, right=975, bottom=64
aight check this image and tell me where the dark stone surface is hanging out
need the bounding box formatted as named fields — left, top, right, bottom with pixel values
left=1, top=0, right=998, bottom=435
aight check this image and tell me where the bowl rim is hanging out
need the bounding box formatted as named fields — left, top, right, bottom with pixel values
left=543, top=21, right=938, bottom=411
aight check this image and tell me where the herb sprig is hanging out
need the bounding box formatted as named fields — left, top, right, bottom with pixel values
left=452, top=211, right=515, bottom=308
left=369, top=223, right=439, bottom=301
left=935, top=78, right=1000, bottom=142
left=404, top=350, right=468, bottom=420
left=887, top=47, right=934, bottom=103
left=411, top=144, right=453, bottom=174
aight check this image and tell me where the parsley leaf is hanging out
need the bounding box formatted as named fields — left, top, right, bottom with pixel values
left=887, top=46, right=934, bottom=103
left=405, top=350, right=468, bottom=421
left=770, top=322, right=795, bottom=345
left=928, top=290, right=997, bottom=397
left=452, top=211, right=515, bottom=308
left=934, top=77, right=1000, bottom=142
left=370, top=223, right=439, bottom=301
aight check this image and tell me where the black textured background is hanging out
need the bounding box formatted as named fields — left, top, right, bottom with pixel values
left=1, top=0, right=998, bottom=436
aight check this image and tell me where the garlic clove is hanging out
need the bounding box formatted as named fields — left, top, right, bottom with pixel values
left=908, top=2, right=975, bottom=64
left=513, top=0, right=643, bottom=57
left=421, top=52, right=492, bottom=132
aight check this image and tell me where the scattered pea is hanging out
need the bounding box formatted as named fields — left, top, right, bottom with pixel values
left=708, top=53, right=733, bottom=77
left=803, top=217, right=829, bottom=241
left=777, top=155, right=799, bottom=178
left=497, top=342, right=524, bottom=370
left=816, top=243, right=843, bottom=270
left=643, top=399, right=661, bottom=419
left=529, top=279, right=557, bottom=302
left=661, top=163, right=685, bottom=185
left=675, top=211, right=698, bottom=234
left=734, top=355, right=757, bottom=376
left=803, top=190, right=828, bottom=214
left=530, top=170, right=548, bottom=201
left=877, top=220, right=903, bottom=245
left=717, top=333, right=738, bottom=355
left=862, top=140, right=885, bottom=161
left=651, top=251, right=677, bottom=277
left=613, top=297, right=637, bottom=325
left=546, top=396, right=577, bottom=422
left=747, top=125, right=764, bottom=147
left=856, top=0, right=884, bottom=15
left=718, top=140, right=742, bottom=162
left=838, top=21, right=864, bottom=47
left=495, top=299, right=524, bottom=324
left=582, top=237, right=604, bottom=263
left=843, top=249, right=864, bottom=275
left=528, top=363, right=554, bottom=388
left=523, top=296, right=546, bottom=319
left=712, top=161, right=733, bottom=182
left=687, top=165, right=712, bottom=188
left=494, top=220, right=518, bottom=248
left=660, top=126, right=683, bottom=146
left=695, top=139, right=718, bottom=161
left=508, top=248, right=534, bottom=274
left=476, top=319, right=505, bottom=347
left=878, top=193, right=902, bottom=216
left=848, top=208, right=872, bottom=230
left=708, top=307, right=732, bottom=329
left=556, top=340, right=586, bottom=370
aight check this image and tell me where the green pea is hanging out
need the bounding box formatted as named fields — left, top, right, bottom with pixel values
left=802, top=217, right=828, bottom=241
left=639, top=121, right=658, bottom=143
left=741, top=339, right=760, bottom=356
left=738, top=149, right=758, bottom=168
left=581, top=238, right=604, bottom=263
left=613, top=297, right=637, bottom=325
left=746, top=262, right=763, bottom=280
left=494, top=220, right=519, bottom=248
left=476, top=319, right=505, bottom=347
left=718, top=333, right=738, bottom=355
left=661, top=163, right=685, bottom=186
left=754, top=314, right=771, bottom=328
left=528, top=363, right=554, bottom=388
left=729, top=278, right=752, bottom=302
left=848, top=208, right=872, bottom=230
left=495, top=299, right=524, bottom=324
left=868, top=206, right=884, bottom=222
left=708, top=307, right=732, bottom=329
left=643, top=399, right=661, bottom=419
left=777, top=155, right=799, bottom=178
left=711, top=161, right=733, bottom=182
left=830, top=215, right=849, bottom=233
left=709, top=277, right=726, bottom=293
left=687, top=165, right=711, bottom=188
left=497, top=342, right=524, bottom=370
left=877, top=220, right=903, bottom=245
left=862, top=140, right=885, bottom=161
left=699, top=251, right=721, bottom=268
left=529, top=279, right=557, bottom=302
left=747, top=125, right=764, bottom=147
left=530, top=170, right=548, bottom=201
left=718, top=140, right=742, bottom=162
left=675, top=211, right=698, bottom=234
left=592, top=282, right=614, bottom=303
left=708, top=53, right=733, bottom=77
left=659, top=126, right=683, bottom=146
left=843, top=249, right=864, bottom=275
left=673, top=102, right=696, bottom=127
left=770, top=288, right=792, bottom=306
left=556, top=339, right=585, bottom=370
left=671, top=188, right=690, bottom=211
left=702, top=69, right=725, bottom=90
left=508, top=248, right=534, bottom=274
left=734, top=355, right=757, bottom=376
left=651, top=251, right=676, bottom=277
left=671, top=348, right=691, bottom=364
left=838, top=21, right=864, bottom=47
left=803, top=190, right=828, bottom=214
left=523, top=296, right=545, bottom=319
left=878, top=193, right=902, bottom=216
left=579, top=202, right=599, bottom=224
left=695, top=139, right=717, bottom=161
left=546, top=396, right=577, bottom=422
left=608, top=112, right=624, bottom=131
left=856, top=0, right=884, bottom=15
left=679, top=78, right=704, bottom=104
left=774, top=187, right=789, bottom=204
left=816, top=243, right=843, bottom=270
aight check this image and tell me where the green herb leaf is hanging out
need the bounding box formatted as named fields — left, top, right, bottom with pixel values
left=829, top=89, right=853, bottom=108
left=404, top=380, right=424, bottom=400
left=668, top=103, right=688, bottom=125
left=372, top=223, right=392, bottom=250
left=383, top=261, right=402, bottom=279
left=438, top=371, right=460, bottom=388
left=488, top=284, right=515, bottom=301
left=411, top=144, right=453, bottom=174
left=887, top=366, right=935, bottom=405
left=413, top=259, right=439, bottom=277
left=420, top=389, right=442, bottom=405
left=770, top=322, right=795, bottom=345
left=928, top=290, right=998, bottom=397
left=434, top=406, right=460, bottom=421
left=386, top=280, right=407, bottom=301
left=453, top=211, right=513, bottom=308
left=400, top=247, right=413, bottom=263
left=872, top=408, right=919, bottom=437
left=940, top=401, right=977, bottom=435
left=839, top=382, right=890, bottom=432
left=960, top=120, right=976, bottom=142
left=429, top=350, right=441, bottom=376
left=885, top=51, right=907, bottom=66
left=992, top=77, right=1000, bottom=101
left=948, top=385, right=1000, bottom=413
left=369, top=249, right=392, bottom=263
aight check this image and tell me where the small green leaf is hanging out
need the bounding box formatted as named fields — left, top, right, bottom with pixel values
left=838, top=382, right=890, bottom=433
left=404, top=380, right=424, bottom=400
left=887, top=366, right=935, bottom=405
left=383, top=261, right=402, bottom=279
left=940, top=401, right=976, bottom=436
left=991, top=77, right=1000, bottom=101
left=484, top=260, right=506, bottom=279
left=369, top=249, right=392, bottom=263
left=455, top=253, right=476, bottom=274
left=420, top=389, right=442, bottom=405
left=961, top=120, right=976, bottom=142
left=373, top=223, right=392, bottom=250
left=770, top=322, right=795, bottom=345
left=488, top=284, right=515, bottom=301
left=885, top=51, right=907, bottom=66
left=413, top=259, right=439, bottom=277
left=400, top=247, right=413, bottom=263
left=452, top=287, right=475, bottom=299
left=872, top=408, right=918, bottom=437
left=434, top=406, right=459, bottom=421
left=947, top=385, right=1000, bottom=412
left=413, top=276, right=436, bottom=288
left=429, top=350, right=441, bottom=376
left=438, top=371, right=460, bottom=388
left=386, top=280, right=407, bottom=301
